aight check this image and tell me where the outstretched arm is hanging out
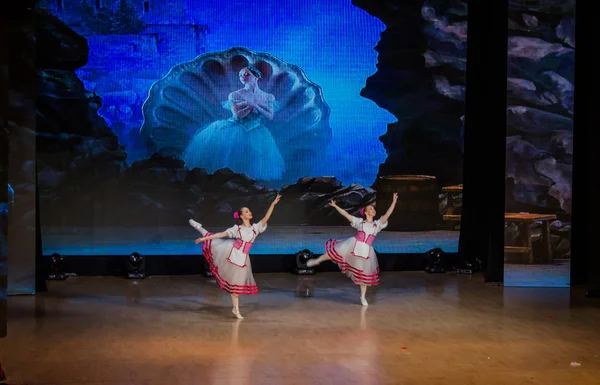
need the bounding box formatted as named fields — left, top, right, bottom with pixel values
left=329, top=200, right=354, bottom=223
left=195, top=231, right=229, bottom=244
left=379, top=193, right=398, bottom=226
left=260, top=194, right=282, bottom=227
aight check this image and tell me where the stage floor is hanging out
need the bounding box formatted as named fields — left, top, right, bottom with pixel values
left=41, top=226, right=460, bottom=256
left=1, top=273, right=600, bottom=384
left=505, top=260, right=571, bottom=287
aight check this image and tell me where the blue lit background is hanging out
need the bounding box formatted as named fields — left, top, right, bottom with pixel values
left=62, top=0, right=394, bottom=188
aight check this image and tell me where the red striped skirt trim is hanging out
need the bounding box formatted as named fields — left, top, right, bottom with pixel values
left=202, top=234, right=258, bottom=295
left=326, top=239, right=380, bottom=285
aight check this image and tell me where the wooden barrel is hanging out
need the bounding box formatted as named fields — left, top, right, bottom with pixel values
left=374, top=175, right=441, bottom=231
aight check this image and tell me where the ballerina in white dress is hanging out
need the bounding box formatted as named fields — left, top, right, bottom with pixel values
left=189, top=194, right=281, bottom=319
left=307, top=193, right=398, bottom=306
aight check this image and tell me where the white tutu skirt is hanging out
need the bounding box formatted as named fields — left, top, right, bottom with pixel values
left=202, top=232, right=258, bottom=295
left=326, top=237, right=380, bottom=286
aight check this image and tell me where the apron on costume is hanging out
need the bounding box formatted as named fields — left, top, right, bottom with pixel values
left=351, top=222, right=378, bottom=259
left=227, top=225, right=256, bottom=267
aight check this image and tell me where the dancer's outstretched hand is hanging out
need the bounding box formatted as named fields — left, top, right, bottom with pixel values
left=328, top=200, right=337, bottom=207
left=195, top=237, right=206, bottom=244
left=392, top=192, right=398, bottom=202
left=272, top=194, right=282, bottom=205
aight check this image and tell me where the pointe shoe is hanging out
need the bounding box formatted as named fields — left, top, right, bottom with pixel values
left=360, top=297, right=369, bottom=307
left=232, top=308, right=244, bottom=319
left=189, top=219, right=202, bottom=229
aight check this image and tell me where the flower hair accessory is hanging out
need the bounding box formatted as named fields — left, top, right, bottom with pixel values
left=359, top=208, right=365, bottom=216
left=233, top=212, right=240, bottom=219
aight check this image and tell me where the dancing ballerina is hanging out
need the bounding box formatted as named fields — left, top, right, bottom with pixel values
left=189, top=194, right=282, bottom=319
left=307, top=193, right=399, bottom=306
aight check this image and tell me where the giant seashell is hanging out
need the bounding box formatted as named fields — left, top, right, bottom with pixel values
left=139, top=47, right=332, bottom=183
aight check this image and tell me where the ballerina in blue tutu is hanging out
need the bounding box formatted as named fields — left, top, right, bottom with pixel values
left=182, top=66, right=285, bottom=182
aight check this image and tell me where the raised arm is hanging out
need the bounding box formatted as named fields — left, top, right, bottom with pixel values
left=379, top=193, right=398, bottom=226
left=229, top=92, right=253, bottom=120
left=329, top=200, right=354, bottom=223
left=259, top=194, right=282, bottom=227
left=195, top=231, right=229, bottom=244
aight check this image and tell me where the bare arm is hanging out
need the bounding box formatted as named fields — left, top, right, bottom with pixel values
left=379, top=193, right=398, bottom=226
left=249, top=102, right=273, bottom=120
left=329, top=200, right=354, bottom=223
left=247, top=94, right=274, bottom=121
left=260, top=194, right=282, bottom=227
left=229, top=92, right=253, bottom=120
left=195, top=231, right=229, bottom=244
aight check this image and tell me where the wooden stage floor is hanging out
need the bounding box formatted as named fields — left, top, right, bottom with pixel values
left=1, top=272, right=599, bottom=384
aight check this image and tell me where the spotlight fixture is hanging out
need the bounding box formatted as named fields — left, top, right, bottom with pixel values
left=456, top=258, right=482, bottom=275
left=424, top=248, right=445, bottom=274
left=47, top=253, right=67, bottom=280
left=294, top=249, right=315, bottom=275
left=126, top=252, right=145, bottom=279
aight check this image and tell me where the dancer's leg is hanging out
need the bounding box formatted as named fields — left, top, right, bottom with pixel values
left=306, top=253, right=331, bottom=267
left=189, top=219, right=208, bottom=236
left=231, top=294, right=243, bottom=319
left=360, top=284, right=368, bottom=307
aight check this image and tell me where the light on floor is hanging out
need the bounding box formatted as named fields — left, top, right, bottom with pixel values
left=126, top=252, right=145, bottom=279
left=294, top=249, right=315, bottom=275
left=48, top=253, right=67, bottom=280
left=424, top=248, right=446, bottom=273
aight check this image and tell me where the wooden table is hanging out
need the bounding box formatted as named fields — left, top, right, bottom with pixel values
left=442, top=212, right=557, bottom=263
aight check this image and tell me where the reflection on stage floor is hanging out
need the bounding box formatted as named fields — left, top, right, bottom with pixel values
left=1, top=272, right=599, bottom=384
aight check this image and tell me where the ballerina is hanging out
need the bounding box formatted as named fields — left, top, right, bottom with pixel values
left=189, top=194, right=282, bottom=319
left=307, top=193, right=399, bottom=306
left=181, top=66, right=285, bottom=182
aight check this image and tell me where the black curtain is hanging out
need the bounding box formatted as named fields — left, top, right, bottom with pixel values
left=458, top=0, right=508, bottom=282
left=571, top=0, right=600, bottom=297
left=35, top=166, right=47, bottom=292
left=0, top=2, right=9, bottom=343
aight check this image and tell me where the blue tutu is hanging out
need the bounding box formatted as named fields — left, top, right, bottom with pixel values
left=182, top=100, right=285, bottom=181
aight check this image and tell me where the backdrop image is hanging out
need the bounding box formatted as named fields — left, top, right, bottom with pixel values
left=35, top=0, right=467, bottom=257
left=503, top=0, right=574, bottom=287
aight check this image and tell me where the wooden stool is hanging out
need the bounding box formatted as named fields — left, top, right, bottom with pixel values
left=504, top=213, right=556, bottom=264
left=441, top=185, right=463, bottom=230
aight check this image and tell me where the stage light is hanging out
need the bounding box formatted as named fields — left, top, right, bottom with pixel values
left=294, top=249, right=315, bottom=275
left=424, top=248, right=445, bottom=273
left=457, top=258, right=482, bottom=275
left=126, top=252, right=145, bottom=279
left=47, top=253, right=67, bottom=280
